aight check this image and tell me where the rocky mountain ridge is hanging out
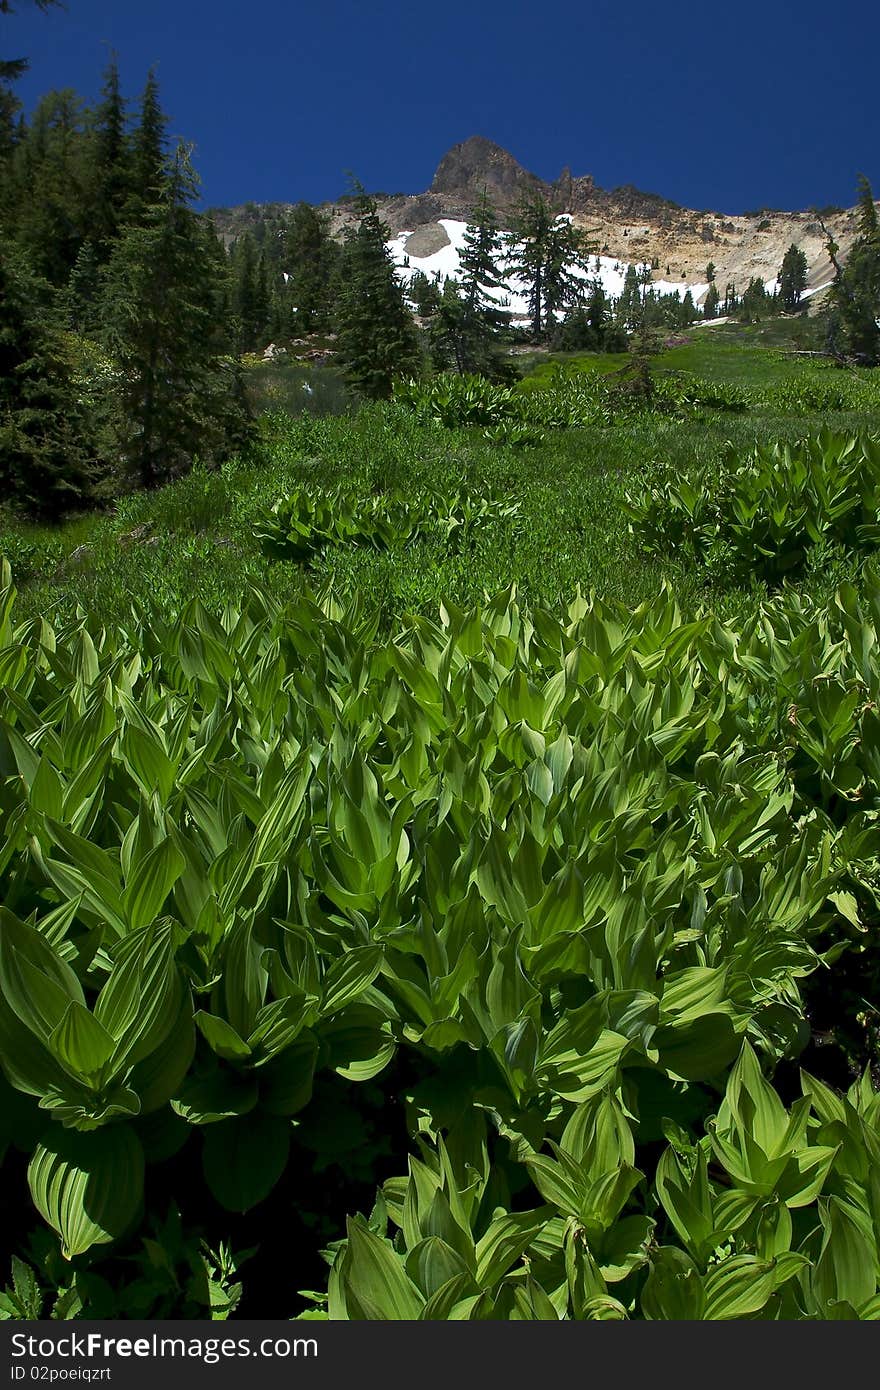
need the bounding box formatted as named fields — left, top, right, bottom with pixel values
left=210, top=136, right=872, bottom=307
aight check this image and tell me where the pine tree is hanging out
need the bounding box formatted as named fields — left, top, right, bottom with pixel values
left=65, top=237, right=101, bottom=332
left=778, top=244, right=808, bottom=313
left=281, top=201, right=337, bottom=335
left=738, top=276, right=770, bottom=323
left=586, top=276, right=610, bottom=342
left=12, top=90, right=90, bottom=283
left=458, top=190, right=510, bottom=321
left=335, top=190, right=420, bottom=398
left=507, top=192, right=591, bottom=340
left=830, top=176, right=880, bottom=364
left=615, top=264, right=643, bottom=331
left=702, top=282, right=720, bottom=319
left=0, top=236, right=93, bottom=515
left=127, top=69, right=167, bottom=220
left=100, top=143, right=251, bottom=487
left=426, top=192, right=512, bottom=375
left=229, top=231, right=261, bottom=351
left=89, top=57, right=131, bottom=252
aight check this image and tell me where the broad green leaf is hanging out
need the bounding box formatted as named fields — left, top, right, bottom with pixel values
left=122, top=837, right=186, bottom=932
left=703, top=1256, right=778, bottom=1319
left=202, top=1112, right=291, bottom=1213
left=654, top=1013, right=740, bottom=1082
left=28, top=1125, right=144, bottom=1258
left=475, top=1210, right=545, bottom=1288
left=321, top=945, right=383, bottom=1016
left=341, top=1217, right=425, bottom=1320
left=48, top=1003, right=116, bottom=1087
left=195, top=1011, right=252, bottom=1062
left=0, top=909, right=84, bottom=1040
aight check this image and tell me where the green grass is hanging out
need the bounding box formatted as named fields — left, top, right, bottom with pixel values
left=3, top=322, right=880, bottom=629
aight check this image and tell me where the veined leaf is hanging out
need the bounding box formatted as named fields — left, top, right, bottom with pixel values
left=28, top=1125, right=144, bottom=1258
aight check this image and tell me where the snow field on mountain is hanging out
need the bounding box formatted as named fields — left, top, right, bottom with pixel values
left=387, top=217, right=711, bottom=322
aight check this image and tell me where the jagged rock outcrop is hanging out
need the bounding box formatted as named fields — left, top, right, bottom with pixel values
left=429, top=136, right=544, bottom=209
left=209, top=137, right=873, bottom=307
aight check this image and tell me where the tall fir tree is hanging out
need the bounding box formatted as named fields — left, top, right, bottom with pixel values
left=779, top=243, right=808, bottom=312
left=829, top=177, right=880, bottom=364
left=127, top=69, right=167, bottom=221
left=229, top=231, right=263, bottom=351
left=335, top=190, right=420, bottom=398
left=507, top=192, right=591, bottom=340
left=12, top=89, right=90, bottom=283
left=0, top=235, right=94, bottom=515
left=615, top=264, right=643, bottom=330
left=89, top=56, right=131, bottom=253
left=100, top=143, right=251, bottom=487
left=702, top=282, right=720, bottom=319
left=458, top=190, right=510, bottom=321
left=430, top=192, right=513, bottom=376
left=281, top=202, right=337, bottom=335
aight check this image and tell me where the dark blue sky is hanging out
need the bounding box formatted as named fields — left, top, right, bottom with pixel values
left=4, top=0, right=878, bottom=214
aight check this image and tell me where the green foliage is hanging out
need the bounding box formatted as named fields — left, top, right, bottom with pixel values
left=0, top=1211, right=248, bottom=1320
left=395, top=373, right=520, bottom=427
left=507, top=194, right=593, bottom=341
left=625, top=429, right=880, bottom=583
left=99, top=144, right=252, bottom=488
left=322, top=1055, right=880, bottom=1319
left=335, top=191, right=421, bottom=399
left=828, top=177, right=880, bottom=365
left=395, top=371, right=609, bottom=432
left=255, top=482, right=520, bottom=562
left=780, top=245, right=809, bottom=314
left=1, top=548, right=880, bottom=1317
left=0, top=238, right=100, bottom=515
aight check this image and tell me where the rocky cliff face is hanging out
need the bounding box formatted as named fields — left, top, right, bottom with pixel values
left=210, top=136, right=871, bottom=309
left=429, top=136, right=544, bottom=208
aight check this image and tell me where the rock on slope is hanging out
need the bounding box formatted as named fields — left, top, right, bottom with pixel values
left=211, top=135, right=873, bottom=310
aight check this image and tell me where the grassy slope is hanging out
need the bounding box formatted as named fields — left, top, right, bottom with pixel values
left=3, top=322, right=879, bottom=629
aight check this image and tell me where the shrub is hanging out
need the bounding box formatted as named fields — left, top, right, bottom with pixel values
left=255, top=483, right=520, bottom=562
left=625, top=429, right=880, bottom=583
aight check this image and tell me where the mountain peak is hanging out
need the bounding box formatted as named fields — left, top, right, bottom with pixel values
left=429, top=136, right=544, bottom=207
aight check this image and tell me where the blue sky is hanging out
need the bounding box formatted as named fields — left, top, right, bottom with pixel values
left=4, top=0, right=879, bottom=214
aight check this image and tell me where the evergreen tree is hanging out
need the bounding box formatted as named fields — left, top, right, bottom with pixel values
left=702, top=282, right=720, bottom=319
left=458, top=190, right=510, bottom=322
left=779, top=244, right=808, bottom=312
left=427, top=191, right=513, bottom=375
left=615, top=264, right=643, bottom=331
left=229, top=231, right=262, bottom=351
left=127, top=69, right=167, bottom=220
left=428, top=276, right=512, bottom=377
left=335, top=190, right=420, bottom=398
left=409, top=269, right=443, bottom=317
left=507, top=193, right=591, bottom=340
left=829, top=176, right=880, bottom=364
left=738, top=276, right=772, bottom=323
left=12, top=89, right=90, bottom=283
left=0, top=236, right=93, bottom=515
left=64, top=237, right=102, bottom=332
left=89, top=57, right=131, bottom=252
left=585, top=276, right=611, bottom=342
left=99, top=143, right=251, bottom=487
left=280, top=202, right=337, bottom=334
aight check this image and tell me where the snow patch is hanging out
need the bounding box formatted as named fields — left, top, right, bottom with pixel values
left=389, top=218, right=721, bottom=322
